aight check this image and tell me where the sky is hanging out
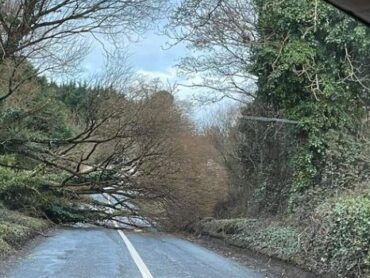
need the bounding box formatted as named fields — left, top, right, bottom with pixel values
left=80, top=24, right=238, bottom=126
left=83, top=30, right=187, bottom=82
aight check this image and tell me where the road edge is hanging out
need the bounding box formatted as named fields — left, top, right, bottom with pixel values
left=177, top=232, right=324, bottom=278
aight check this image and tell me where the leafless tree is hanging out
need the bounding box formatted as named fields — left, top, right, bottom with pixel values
left=166, top=0, right=258, bottom=103
left=7, top=81, right=185, bottom=227
left=0, top=0, right=166, bottom=101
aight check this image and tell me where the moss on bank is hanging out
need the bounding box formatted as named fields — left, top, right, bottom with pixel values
left=0, top=207, right=50, bottom=258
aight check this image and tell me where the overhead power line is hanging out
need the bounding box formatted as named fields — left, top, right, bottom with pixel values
left=243, top=116, right=300, bottom=124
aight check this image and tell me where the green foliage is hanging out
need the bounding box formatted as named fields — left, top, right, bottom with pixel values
left=0, top=208, right=49, bottom=257
left=0, top=74, right=74, bottom=157
left=194, top=218, right=300, bottom=260
left=55, top=82, right=92, bottom=116
left=0, top=58, right=137, bottom=227
left=0, top=64, right=103, bottom=224
left=42, top=201, right=89, bottom=224
left=231, top=0, right=370, bottom=216
left=218, top=3, right=370, bottom=275
left=0, top=163, right=93, bottom=223
left=231, top=221, right=299, bottom=259
left=0, top=166, right=50, bottom=211
left=23, top=89, right=73, bottom=140
left=308, top=193, right=370, bottom=276
left=322, top=132, right=370, bottom=188
left=0, top=222, right=32, bottom=247
left=248, top=0, right=370, bottom=211
left=69, top=169, right=117, bottom=184
left=196, top=202, right=370, bottom=276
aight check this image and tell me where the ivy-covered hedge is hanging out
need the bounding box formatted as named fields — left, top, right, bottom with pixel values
left=192, top=218, right=300, bottom=261
left=306, top=193, right=370, bottom=277
left=193, top=193, right=370, bottom=277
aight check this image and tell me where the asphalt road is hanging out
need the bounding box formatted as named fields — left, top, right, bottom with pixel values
left=1, top=227, right=263, bottom=278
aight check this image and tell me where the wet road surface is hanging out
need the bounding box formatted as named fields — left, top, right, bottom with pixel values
left=1, top=228, right=263, bottom=278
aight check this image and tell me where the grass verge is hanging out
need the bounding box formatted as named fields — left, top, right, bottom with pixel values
left=0, top=207, right=50, bottom=258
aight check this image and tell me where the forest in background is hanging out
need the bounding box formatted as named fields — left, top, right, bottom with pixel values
left=1, top=0, right=370, bottom=277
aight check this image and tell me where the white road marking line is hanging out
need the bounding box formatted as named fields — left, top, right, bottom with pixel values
left=104, top=194, right=154, bottom=278
left=115, top=226, right=154, bottom=278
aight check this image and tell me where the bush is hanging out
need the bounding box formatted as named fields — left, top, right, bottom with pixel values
left=194, top=218, right=300, bottom=260
left=311, top=193, right=370, bottom=277
left=0, top=168, right=45, bottom=211
left=231, top=221, right=299, bottom=259
left=195, top=193, right=370, bottom=277
left=241, top=226, right=299, bottom=259
left=0, top=166, right=91, bottom=223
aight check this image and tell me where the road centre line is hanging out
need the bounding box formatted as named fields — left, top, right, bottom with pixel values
left=104, top=194, right=154, bottom=278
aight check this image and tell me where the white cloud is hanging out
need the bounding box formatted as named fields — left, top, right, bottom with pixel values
left=136, top=68, right=179, bottom=82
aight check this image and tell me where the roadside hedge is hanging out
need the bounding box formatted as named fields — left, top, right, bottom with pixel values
left=308, top=193, right=370, bottom=277
left=193, top=192, right=370, bottom=277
